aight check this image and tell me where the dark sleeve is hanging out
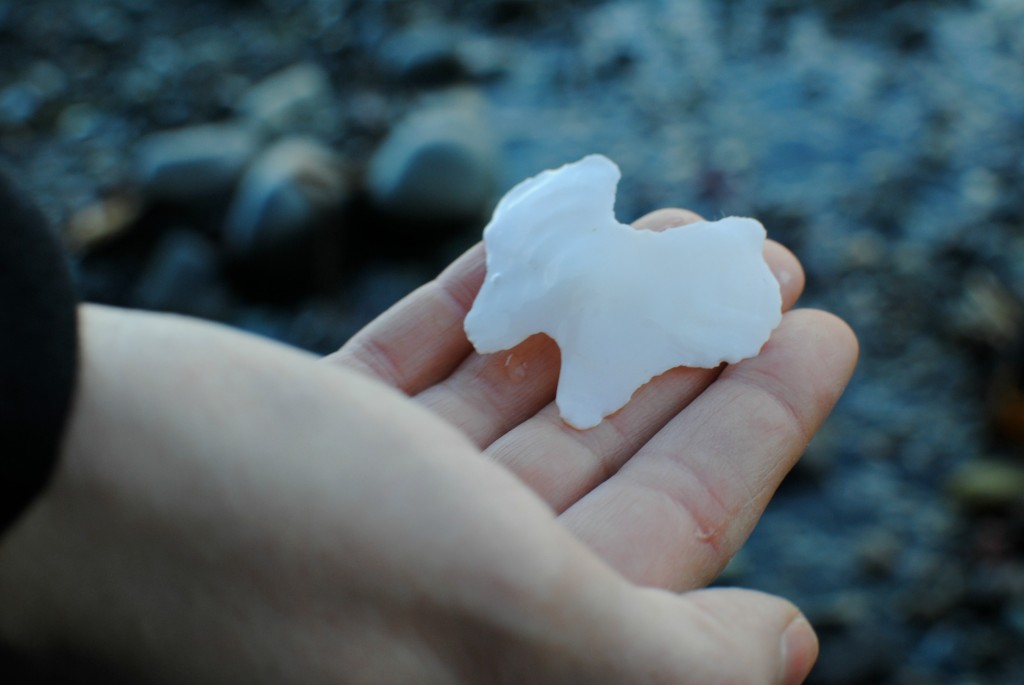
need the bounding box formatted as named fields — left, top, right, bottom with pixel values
left=0, top=165, right=79, bottom=535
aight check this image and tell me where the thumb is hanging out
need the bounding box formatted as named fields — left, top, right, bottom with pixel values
left=627, top=586, right=819, bottom=685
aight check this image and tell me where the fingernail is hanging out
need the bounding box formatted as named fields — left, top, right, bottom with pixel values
left=779, top=615, right=818, bottom=685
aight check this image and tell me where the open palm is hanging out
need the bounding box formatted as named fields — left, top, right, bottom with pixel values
left=330, top=207, right=857, bottom=593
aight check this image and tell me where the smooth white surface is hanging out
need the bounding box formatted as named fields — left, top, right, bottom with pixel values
left=464, top=155, right=783, bottom=429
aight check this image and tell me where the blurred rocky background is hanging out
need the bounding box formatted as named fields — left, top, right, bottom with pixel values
left=3, top=0, right=1024, bottom=682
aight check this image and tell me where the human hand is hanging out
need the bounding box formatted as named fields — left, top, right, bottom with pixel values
left=0, top=210, right=855, bottom=685
left=331, top=207, right=858, bottom=591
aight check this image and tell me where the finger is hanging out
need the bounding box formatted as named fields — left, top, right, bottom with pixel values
left=548, top=575, right=817, bottom=685
left=660, top=588, right=818, bottom=685
left=664, top=588, right=819, bottom=685
left=558, top=309, right=857, bottom=591
left=487, top=238, right=804, bottom=507
left=632, top=207, right=704, bottom=231
left=416, top=208, right=804, bottom=448
left=326, top=243, right=484, bottom=394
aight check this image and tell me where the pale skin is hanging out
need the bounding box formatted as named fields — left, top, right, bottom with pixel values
left=0, top=208, right=857, bottom=684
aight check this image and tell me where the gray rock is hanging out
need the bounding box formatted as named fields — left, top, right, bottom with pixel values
left=0, top=84, right=40, bottom=126
left=56, top=103, right=102, bottom=141
left=368, top=91, right=497, bottom=224
left=379, top=24, right=468, bottom=87
left=78, top=4, right=131, bottom=45
left=136, top=122, right=262, bottom=203
left=455, top=35, right=513, bottom=82
left=140, top=36, right=184, bottom=80
left=223, top=136, right=347, bottom=259
left=238, top=62, right=334, bottom=133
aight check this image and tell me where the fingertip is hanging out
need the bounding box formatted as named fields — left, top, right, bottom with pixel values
left=438, top=241, right=488, bottom=309
left=785, top=308, right=860, bottom=380
left=780, top=615, right=818, bottom=685
left=813, top=308, right=860, bottom=364
left=633, top=207, right=705, bottom=232
left=671, top=588, right=819, bottom=685
left=764, top=240, right=806, bottom=310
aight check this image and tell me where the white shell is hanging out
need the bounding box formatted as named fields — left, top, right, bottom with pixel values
left=464, top=155, right=783, bottom=429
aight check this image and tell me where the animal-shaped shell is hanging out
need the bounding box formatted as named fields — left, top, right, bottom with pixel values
left=465, top=155, right=782, bottom=429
